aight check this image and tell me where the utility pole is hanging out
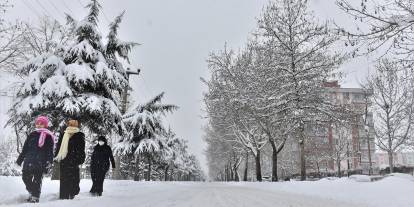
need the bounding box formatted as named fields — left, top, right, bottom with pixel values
left=113, top=67, right=140, bottom=180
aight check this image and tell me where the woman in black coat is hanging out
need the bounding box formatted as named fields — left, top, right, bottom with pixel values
left=55, top=119, right=85, bottom=199
left=16, top=116, right=54, bottom=203
left=90, top=136, right=116, bottom=196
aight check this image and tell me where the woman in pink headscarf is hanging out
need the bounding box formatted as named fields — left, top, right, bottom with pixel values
left=16, top=115, right=55, bottom=203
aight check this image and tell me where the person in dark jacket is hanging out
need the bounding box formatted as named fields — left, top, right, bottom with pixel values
left=90, top=136, right=116, bottom=196
left=16, top=116, right=55, bottom=203
left=54, top=119, right=85, bottom=199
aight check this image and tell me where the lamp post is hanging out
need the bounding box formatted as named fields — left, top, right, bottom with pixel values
left=113, top=67, right=140, bottom=180
left=364, top=125, right=373, bottom=175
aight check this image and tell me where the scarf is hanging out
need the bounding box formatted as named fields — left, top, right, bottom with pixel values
left=55, top=127, right=80, bottom=161
left=35, top=128, right=56, bottom=147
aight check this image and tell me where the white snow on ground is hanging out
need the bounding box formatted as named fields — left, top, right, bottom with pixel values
left=1, top=174, right=413, bottom=207
left=228, top=173, right=414, bottom=207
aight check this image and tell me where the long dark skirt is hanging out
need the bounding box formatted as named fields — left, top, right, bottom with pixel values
left=59, top=163, right=80, bottom=199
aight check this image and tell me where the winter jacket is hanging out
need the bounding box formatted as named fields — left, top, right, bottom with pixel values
left=91, top=139, right=115, bottom=173
left=55, top=132, right=86, bottom=167
left=16, top=131, right=54, bottom=173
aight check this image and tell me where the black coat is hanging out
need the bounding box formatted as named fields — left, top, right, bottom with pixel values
left=91, top=144, right=115, bottom=173
left=16, top=131, right=54, bottom=172
left=55, top=132, right=86, bottom=168
left=55, top=131, right=86, bottom=199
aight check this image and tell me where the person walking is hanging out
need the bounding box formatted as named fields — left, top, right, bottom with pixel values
left=16, top=116, right=55, bottom=203
left=55, top=119, right=85, bottom=199
left=90, top=136, right=116, bottom=196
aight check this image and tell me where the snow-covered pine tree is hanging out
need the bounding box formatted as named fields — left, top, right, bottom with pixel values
left=115, top=92, right=177, bottom=180
left=8, top=0, right=137, bottom=136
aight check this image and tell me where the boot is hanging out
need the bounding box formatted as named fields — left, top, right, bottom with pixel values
left=28, top=197, right=39, bottom=203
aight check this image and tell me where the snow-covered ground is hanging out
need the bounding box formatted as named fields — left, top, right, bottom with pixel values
left=1, top=174, right=413, bottom=207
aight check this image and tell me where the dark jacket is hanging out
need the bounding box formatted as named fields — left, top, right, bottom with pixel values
left=55, top=132, right=86, bottom=167
left=91, top=138, right=115, bottom=173
left=16, top=131, right=54, bottom=172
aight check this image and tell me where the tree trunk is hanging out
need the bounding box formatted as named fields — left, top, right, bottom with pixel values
left=233, top=161, right=240, bottom=182
left=271, top=144, right=279, bottom=182
left=337, top=159, right=342, bottom=178
left=300, top=140, right=306, bottom=181
left=146, top=153, right=152, bottom=181
left=299, top=124, right=306, bottom=181
left=255, top=150, right=262, bottom=182
left=316, top=161, right=321, bottom=178
left=14, top=126, right=22, bottom=154
left=234, top=170, right=240, bottom=182
left=134, top=154, right=140, bottom=181
left=388, top=151, right=394, bottom=173
left=164, top=165, right=169, bottom=181
left=230, top=163, right=234, bottom=181
left=243, top=152, right=249, bottom=181
left=170, top=168, right=174, bottom=181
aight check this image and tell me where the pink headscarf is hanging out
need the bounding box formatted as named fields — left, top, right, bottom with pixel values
left=35, top=116, right=55, bottom=147
left=36, top=116, right=49, bottom=128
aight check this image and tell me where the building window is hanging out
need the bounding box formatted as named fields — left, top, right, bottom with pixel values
left=344, top=92, right=349, bottom=100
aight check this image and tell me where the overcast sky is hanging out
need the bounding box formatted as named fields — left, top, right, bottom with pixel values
left=5, top=0, right=370, bottom=172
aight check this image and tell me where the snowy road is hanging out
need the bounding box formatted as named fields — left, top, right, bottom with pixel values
left=0, top=177, right=370, bottom=207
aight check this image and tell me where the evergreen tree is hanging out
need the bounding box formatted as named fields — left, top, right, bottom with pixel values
left=8, top=0, right=137, bottom=136
left=115, top=92, right=177, bottom=180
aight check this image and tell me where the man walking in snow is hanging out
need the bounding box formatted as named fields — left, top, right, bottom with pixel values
left=16, top=116, right=55, bottom=203
left=90, top=136, right=116, bottom=196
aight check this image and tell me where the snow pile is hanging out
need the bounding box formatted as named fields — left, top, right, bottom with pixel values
left=349, top=174, right=371, bottom=182
left=385, top=173, right=414, bottom=181
left=236, top=174, right=414, bottom=207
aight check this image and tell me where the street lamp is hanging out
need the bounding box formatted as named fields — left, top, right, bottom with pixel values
left=114, top=66, right=141, bottom=180
left=364, top=124, right=373, bottom=175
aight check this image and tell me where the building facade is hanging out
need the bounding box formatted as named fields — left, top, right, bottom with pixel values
left=376, top=152, right=414, bottom=169
left=304, top=81, right=376, bottom=175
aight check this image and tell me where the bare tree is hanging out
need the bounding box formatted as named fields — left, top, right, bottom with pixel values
left=22, top=16, right=73, bottom=57
left=337, top=0, right=414, bottom=61
left=257, top=0, right=345, bottom=180
left=367, top=58, right=414, bottom=173
left=0, top=1, right=27, bottom=73
left=204, top=46, right=268, bottom=181
left=329, top=121, right=352, bottom=177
